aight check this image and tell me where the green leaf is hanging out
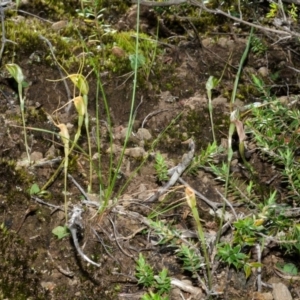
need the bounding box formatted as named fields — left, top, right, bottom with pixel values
left=136, top=253, right=154, bottom=287
left=251, top=74, right=263, bottom=90
left=29, top=183, right=40, bottom=195
left=281, top=263, right=298, bottom=275
left=6, top=63, right=25, bottom=84
left=129, top=53, right=146, bottom=70
left=206, top=75, right=218, bottom=91
left=52, top=226, right=70, bottom=239
left=244, top=264, right=252, bottom=279
left=69, top=74, right=89, bottom=95
left=295, top=224, right=300, bottom=233
left=22, top=81, right=30, bottom=88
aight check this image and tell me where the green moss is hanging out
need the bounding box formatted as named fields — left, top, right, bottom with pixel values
left=4, top=18, right=79, bottom=68
left=237, top=84, right=261, bottom=101
left=101, top=30, right=161, bottom=76
left=19, top=0, right=78, bottom=19
left=0, top=158, right=33, bottom=203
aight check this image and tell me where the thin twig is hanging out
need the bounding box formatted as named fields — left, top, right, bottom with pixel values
left=141, top=109, right=170, bottom=128
left=91, top=227, right=118, bottom=262
left=38, top=35, right=72, bottom=113
left=15, top=9, right=53, bottom=23
left=31, top=195, right=64, bottom=211
left=29, top=157, right=62, bottom=168
left=68, top=173, right=92, bottom=202
left=133, top=96, right=143, bottom=119
left=215, top=189, right=238, bottom=220
left=108, top=216, right=134, bottom=258
left=47, top=251, right=75, bottom=278
left=171, top=278, right=203, bottom=296
left=116, top=226, right=147, bottom=240
left=256, top=243, right=262, bottom=292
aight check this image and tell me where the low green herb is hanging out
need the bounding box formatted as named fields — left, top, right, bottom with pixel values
left=136, top=253, right=171, bottom=296
left=154, top=152, right=168, bottom=182
left=52, top=226, right=70, bottom=239
left=217, top=243, right=249, bottom=270
left=176, top=244, right=203, bottom=276
left=276, top=262, right=298, bottom=275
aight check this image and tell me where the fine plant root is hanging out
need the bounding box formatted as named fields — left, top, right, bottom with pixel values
left=273, top=266, right=300, bottom=281
left=15, top=205, right=38, bottom=234
left=108, top=216, right=134, bottom=258
left=91, top=228, right=118, bottom=262
left=141, top=109, right=170, bottom=128
left=115, top=226, right=147, bottom=241
left=47, top=251, right=75, bottom=278
left=215, top=189, right=238, bottom=220
left=31, top=195, right=64, bottom=212
left=29, top=157, right=62, bottom=168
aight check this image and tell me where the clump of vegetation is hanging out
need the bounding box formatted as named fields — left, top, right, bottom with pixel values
left=266, top=1, right=298, bottom=21
left=136, top=253, right=171, bottom=299
left=5, top=63, right=30, bottom=163
left=251, top=35, right=267, bottom=55
left=154, top=152, right=168, bottom=182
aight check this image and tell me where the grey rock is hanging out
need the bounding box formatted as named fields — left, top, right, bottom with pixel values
left=272, top=283, right=292, bottom=300
left=136, top=128, right=152, bottom=141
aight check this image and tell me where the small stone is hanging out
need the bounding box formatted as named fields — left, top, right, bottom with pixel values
left=106, top=144, right=122, bottom=154
left=45, top=145, right=56, bottom=158
left=252, top=292, right=273, bottom=300
left=41, top=281, right=56, bottom=291
left=30, top=151, right=43, bottom=162
left=136, top=128, right=152, bottom=141
left=258, top=67, right=269, bottom=77
left=170, top=287, right=181, bottom=299
left=137, top=184, right=149, bottom=200
left=217, top=37, right=228, bottom=48
left=92, top=153, right=99, bottom=160
left=119, top=127, right=130, bottom=141
left=278, top=96, right=289, bottom=105
left=212, top=96, right=228, bottom=107
left=272, top=283, right=292, bottom=300
left=227, top=39, right=235, bottom=49
left=51, top=20, right=68, bottom=31
left=124, top=147, right=146, bottom=158
left=111, top=46, right=126, bottom=58
left=202, top=38, right=213, bottom=47
left=231, top=159, right=239, bottom=167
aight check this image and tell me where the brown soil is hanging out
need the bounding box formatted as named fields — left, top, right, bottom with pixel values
left=1, top=1, right=300, bottom=300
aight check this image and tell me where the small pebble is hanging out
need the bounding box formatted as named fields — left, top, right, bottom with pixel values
left=272, top=283, right=292, bottom=300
